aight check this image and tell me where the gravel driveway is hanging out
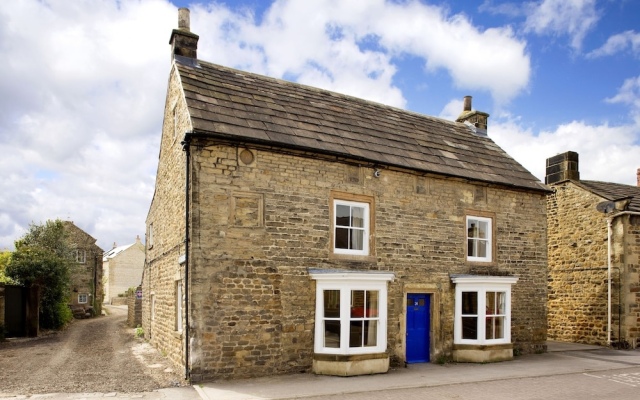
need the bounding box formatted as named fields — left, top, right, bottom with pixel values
left=0, top=305, right=187, bottom=396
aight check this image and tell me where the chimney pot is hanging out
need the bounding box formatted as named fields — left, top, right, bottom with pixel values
left=178, top=8, right=190, bottom=31
left=463, top=96, right=472, bottom=112
left=169, top=8, right=199, bottom=62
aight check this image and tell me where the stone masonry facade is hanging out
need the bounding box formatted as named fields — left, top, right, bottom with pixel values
left=547, top=183, right=610, bottom=344
left=103, top=238, right=145, bottom=304
left=144, top=64, right=548, bottom=380
left=547, top=181, right=640, bottom=347
left=63, top=221, right=103, bottom=317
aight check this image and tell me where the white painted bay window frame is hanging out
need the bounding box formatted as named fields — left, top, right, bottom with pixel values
left=451, top=275, right=518, bottom=345
left=310, top=270, right=394, bottom=355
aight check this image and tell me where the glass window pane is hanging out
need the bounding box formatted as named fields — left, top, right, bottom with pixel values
left=324, top=320, right=341, bottom=348
left=477, top=240, right=487, bottom=257
left=335, top=227, right=349, bottom=249
left=486, top=316, right=505, bottom=339
left=350, top=229, right=364, bottom=250
left=350, top=321, right=363, bottom=347
left=468, top=238, right=475, bottom=256
left=351, top=290, right=365, bottom=317
left=336, top=205, right=350, bottom=227
left=324, top=290, right=340, bottom=318
left=462, top=316, right=477, bottom=339
left=365, top=290, right=379, bottom=317
left=461, top=292, right=477, bottom=314
left=486, top=292, right=495, bottom=315
left=363, top=320, right=377, bottom=346
left=467, top=221, right=477, bottom=238
left=497, top=292, right=505, bottom=314
left=478, top=221, right=488, bottom=239
left=351, top=206, right=365, bottom=228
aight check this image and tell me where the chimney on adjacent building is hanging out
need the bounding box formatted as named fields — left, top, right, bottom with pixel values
left=456, top=96, right=490, bottom=136
left=545, top=151, right=580, bottom=184
left=169, top=8, right=199, bottom=62
left=637, top=168, right=640, bottom=187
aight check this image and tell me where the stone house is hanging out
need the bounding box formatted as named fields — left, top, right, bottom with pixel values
left=103, top=236, right=145, bottom=304
left=143, top=9, right=550, bottom=382
left=546, top=151, right=640, bottom=347
left=62, top=221, right=104, bottom=317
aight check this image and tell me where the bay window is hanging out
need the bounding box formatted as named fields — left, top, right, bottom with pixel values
left=310, top=270, right=394, bottom=355
left=451, top=275, right=518, bottom=345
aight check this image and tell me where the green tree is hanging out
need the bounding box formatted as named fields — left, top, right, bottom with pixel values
left=0, top=250, right=13, bottom=283
left=6, top=220, right=74, bottom=329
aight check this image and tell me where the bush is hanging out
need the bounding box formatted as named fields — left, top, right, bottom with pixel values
left=135, top=325, right=144, bottom=338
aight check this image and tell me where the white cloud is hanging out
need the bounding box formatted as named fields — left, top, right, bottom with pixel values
left=524, top=0, right=599, bottom=51
left=587, top=30, right=640, bottom=58
left=0, top=0, right=175, bottom=250
left=191, top=0, right=531, bottom=106
left=491, top=117, right=640, bottom=186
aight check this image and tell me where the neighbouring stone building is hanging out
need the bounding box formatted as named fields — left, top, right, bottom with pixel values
left=103, top=236, right=145, bottom=304
left=63, top=221, right=104, bottom=317
left=143, top=9, right=550, bottom=382
left=546, top=151, right=640, bottom=347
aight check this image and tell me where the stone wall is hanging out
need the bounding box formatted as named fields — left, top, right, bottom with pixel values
left=180, top=143, right=547, bottom=381
left=621, top=214, right=640, bottom=345
left=127, top=286, right=142, bottom=328
left=104, top=241, right=145, bottom=304
left=143, top=64, right=190, bottom=372
left=547, top=182, right=615, bottom=345
left=63, top=222, right=104, bottom=316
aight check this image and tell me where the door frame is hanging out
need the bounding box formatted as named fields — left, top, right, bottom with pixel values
left=402, top=285, right=439, bottom=364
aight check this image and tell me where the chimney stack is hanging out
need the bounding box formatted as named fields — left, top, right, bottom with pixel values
left=545, top=151, right=579, bottom=184
left=637, top=168, right=640, bottom=187
left=456, top=96, right=489, bottom=135
left=169, top=8, right=199, bottom=62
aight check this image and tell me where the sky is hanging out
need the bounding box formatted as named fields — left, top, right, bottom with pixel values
left=1, top=0, right=639, bottom=251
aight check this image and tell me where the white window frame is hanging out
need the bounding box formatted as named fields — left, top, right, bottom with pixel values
left=78, top=293, right=88, bottom=304
left=451, top=275, right=518, bottom=345
left=333, top=200, right=370, bottom=256
left=310, top=271, right=394, bottom=355
left=466, top=216, right=492, bottom=262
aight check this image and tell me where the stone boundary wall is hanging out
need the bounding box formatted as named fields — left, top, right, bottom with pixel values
left=127, top=286, right=142, bottom=328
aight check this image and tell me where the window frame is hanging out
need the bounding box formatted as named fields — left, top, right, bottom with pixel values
left=310, top=271, right=394, bottom=355
left=78, top=293, right=88, bottom=304
left=148, top=223, right=154, bottom=249
left=330, top=192, right=374, bottom=258
left=466, top=215, right=493, bottom=262
left=451, top=275, right=518, bottom=346
left=75, top=250, right=86, bottom=264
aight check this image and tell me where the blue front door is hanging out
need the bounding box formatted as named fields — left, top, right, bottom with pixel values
left=406, top=293, right=430, bottom=363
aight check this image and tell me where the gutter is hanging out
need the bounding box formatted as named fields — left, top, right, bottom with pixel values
left=606, top=211, right=640, bottom=346
left=181, top=134, right=191, bottom=381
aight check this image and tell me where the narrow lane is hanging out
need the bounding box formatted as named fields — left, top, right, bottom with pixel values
left=0, top=306, right=184, bottom=396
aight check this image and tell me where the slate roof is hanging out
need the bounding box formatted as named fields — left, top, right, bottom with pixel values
left=103, top=243, right=134, bottom=261
left=576, top=180, right=640, bottom=212
left=175, top=58, right=548, bottom=193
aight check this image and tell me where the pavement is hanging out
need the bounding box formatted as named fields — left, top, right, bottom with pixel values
left=3, top=341, right=640, bottom=399
left=190, top=341, right=640, bottom=400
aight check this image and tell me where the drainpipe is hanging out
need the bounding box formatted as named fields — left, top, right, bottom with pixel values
left=607, top=211, right=640, bottom=346
left=181, top=132, right=192, bottom=381
left=607, top=218, right=612, bottom=346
